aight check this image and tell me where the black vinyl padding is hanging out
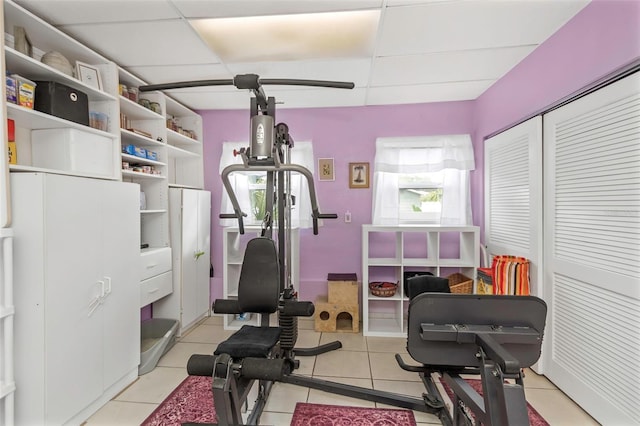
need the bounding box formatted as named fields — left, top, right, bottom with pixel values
left=406, top=274, right=450, bottom=299
left=238, top=238, right=281, bottom=313
left=215, top=325, right=281, bottom=358
left=407, top=293, right=547, bottom=369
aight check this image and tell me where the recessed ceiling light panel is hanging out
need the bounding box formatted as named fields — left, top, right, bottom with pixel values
left=190, top=10, right=380, bottom=63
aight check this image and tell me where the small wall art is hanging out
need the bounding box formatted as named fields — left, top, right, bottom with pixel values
left=349, top=162, right=369, bottom=189
left=318, top=158, right=335, bottom=181
left=76, top=61, right=103, bottom=90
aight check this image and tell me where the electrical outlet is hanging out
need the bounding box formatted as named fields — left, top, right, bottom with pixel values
left=345, top=211, right=352, bottom=223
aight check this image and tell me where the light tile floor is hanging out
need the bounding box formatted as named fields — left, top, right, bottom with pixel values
left=86, top=316, right=600, bottom=425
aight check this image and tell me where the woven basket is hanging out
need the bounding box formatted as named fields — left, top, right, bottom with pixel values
left=448, top=273, right=473, bottom=294
left=369, top=281, right=398, bottom=297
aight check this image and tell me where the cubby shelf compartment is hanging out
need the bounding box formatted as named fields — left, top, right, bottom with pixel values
left=362, top=224, right=480, bottom=337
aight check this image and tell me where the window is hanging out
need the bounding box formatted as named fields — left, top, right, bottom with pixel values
left=398, top=172, right=443, bottom=223
left=372, top=135, right=475, bottom=225
left=219, top=141, right=315, bottom=228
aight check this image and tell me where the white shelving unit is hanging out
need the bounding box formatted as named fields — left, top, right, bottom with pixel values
left=117, top=68, right=205, bottom=307
left=362, top=225, right=480, bottom=337
left=222, top=227, right=299, bottom=330
left=165, top=96, right=204, bottom=190
left=4, top=0, right=120, bottom=180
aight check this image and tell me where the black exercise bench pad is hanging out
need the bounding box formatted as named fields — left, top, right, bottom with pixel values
left=407, top=293, right=546, bottom=369
left=215, top=325, right=281, bottom=358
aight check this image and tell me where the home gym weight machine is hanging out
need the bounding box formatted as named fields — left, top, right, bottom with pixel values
left=140, top=75, right=548, bottom=426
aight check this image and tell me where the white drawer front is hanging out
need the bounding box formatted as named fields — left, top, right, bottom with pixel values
left=140, top=248, right=171, bottom=281
left=140, top=271, right=172, bottom=307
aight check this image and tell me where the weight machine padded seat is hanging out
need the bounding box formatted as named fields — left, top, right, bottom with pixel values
left=214, top=326, right=281, bottom=358
left=407, top=293, right=546, bottom=370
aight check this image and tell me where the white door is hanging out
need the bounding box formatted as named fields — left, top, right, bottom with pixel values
left=543, top=72, right=640, bottom=425
left=181, top=189, right=199, bottom=327
left=101, top=180, right=140, bottom=387
left=484, top=116, right=543, bottom=297
left=44, top=175, right=103, bottom=424
left=196, top=191, right=211, bottom=316
left=180, top=189, right=212, bottom=327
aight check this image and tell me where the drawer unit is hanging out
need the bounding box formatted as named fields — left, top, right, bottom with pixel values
left=140, top=247, right=171, bottom=281
left=140, top=271, right=172, bottom=307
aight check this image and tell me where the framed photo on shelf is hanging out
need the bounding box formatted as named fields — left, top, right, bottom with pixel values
left=76, top=61, right=102, bottom=90
left=318, top=158, right=335, bottom=181
left=349, top=162, right=369, bottom=188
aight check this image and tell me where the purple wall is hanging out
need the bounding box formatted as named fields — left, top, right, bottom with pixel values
left=201, top=102, right=474, bottom=301
left=471, top=0, right=640, bottom=237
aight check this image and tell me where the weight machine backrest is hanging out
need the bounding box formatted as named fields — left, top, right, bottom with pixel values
left=237, top=237, right=280, bottom=313
left=407, top=293, right=546, bottom=369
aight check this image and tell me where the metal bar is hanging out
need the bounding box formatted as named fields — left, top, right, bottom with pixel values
left=281, top=374, right=440, bottom=414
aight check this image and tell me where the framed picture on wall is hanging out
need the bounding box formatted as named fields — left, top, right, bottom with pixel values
left=318, top=158, right=335, bottom=181
left=349, top=162, right=369, bottom=188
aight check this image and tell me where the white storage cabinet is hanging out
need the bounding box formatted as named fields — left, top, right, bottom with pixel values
left=362, top=225, right=479, bottom=337
left=10, top=173, right=140, bottom=425
left=154, top=188, right=211, bottom=335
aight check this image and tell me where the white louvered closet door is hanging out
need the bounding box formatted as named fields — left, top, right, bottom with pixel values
left=543, top=72, right=640, bottom=426
left=484, top=116, right=543, bottom=298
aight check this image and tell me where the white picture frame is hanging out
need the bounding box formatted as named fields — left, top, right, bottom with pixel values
left=75, top=61, right=102, bottom=90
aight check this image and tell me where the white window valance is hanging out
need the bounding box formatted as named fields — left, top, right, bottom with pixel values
left=374, top=135, right=475, bottom=173
left=372, top=135, right=475, bottom=226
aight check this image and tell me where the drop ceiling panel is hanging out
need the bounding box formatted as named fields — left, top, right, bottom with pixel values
left=59, top=20, right=220, bottom=66
left=228, top=59, right=372, bottom=87
left=127, top=63, right=232, bottom=87
left=371, top=45, right=536, bottom=86
left=377, top=1, right=590, bottom=56
left=10, top=0, right=591, bottom=110
left=366, top=80, right=494, bottom=105
left=15, top=0, right=180, bottom=25
left=171, top=0, right=383, bottom=19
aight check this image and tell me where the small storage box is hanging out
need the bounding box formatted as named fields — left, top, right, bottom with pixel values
left=31, top=128, right=114, bottom=177
left=34, top=81, right=89, bottom=126
left=12, top=75, right=36, bottom=109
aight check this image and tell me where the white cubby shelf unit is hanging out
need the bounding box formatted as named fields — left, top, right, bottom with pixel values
left=362, top=224, right=480, bottom=337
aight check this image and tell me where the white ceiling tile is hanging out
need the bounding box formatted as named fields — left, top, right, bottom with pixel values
left=59, top=20, right=220, bottom=66
left=371, top=45, right=535, bottom=86
left=165, top=89, right=251, bottom=110
left=170, top=0, right=383, bottom=19
left=127, top=64, right=232, bottom=86
left=377, top=0, right=590, bottom=56
left=366, top=80, right=494, bottom=105
left=228, top=59, right=371, bottom=87
left=15, top=0, right=180, bottom=25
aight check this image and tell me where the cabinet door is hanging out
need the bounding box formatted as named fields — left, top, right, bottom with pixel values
left=196, top=191, right=211, bottom=316
left=101, top=180, right=141, bottom=387
left=43, top=175, right=103, bottom=424
left=180, top=189, right=200, bottom=327
left=179, top=189, right=211, bottom=327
